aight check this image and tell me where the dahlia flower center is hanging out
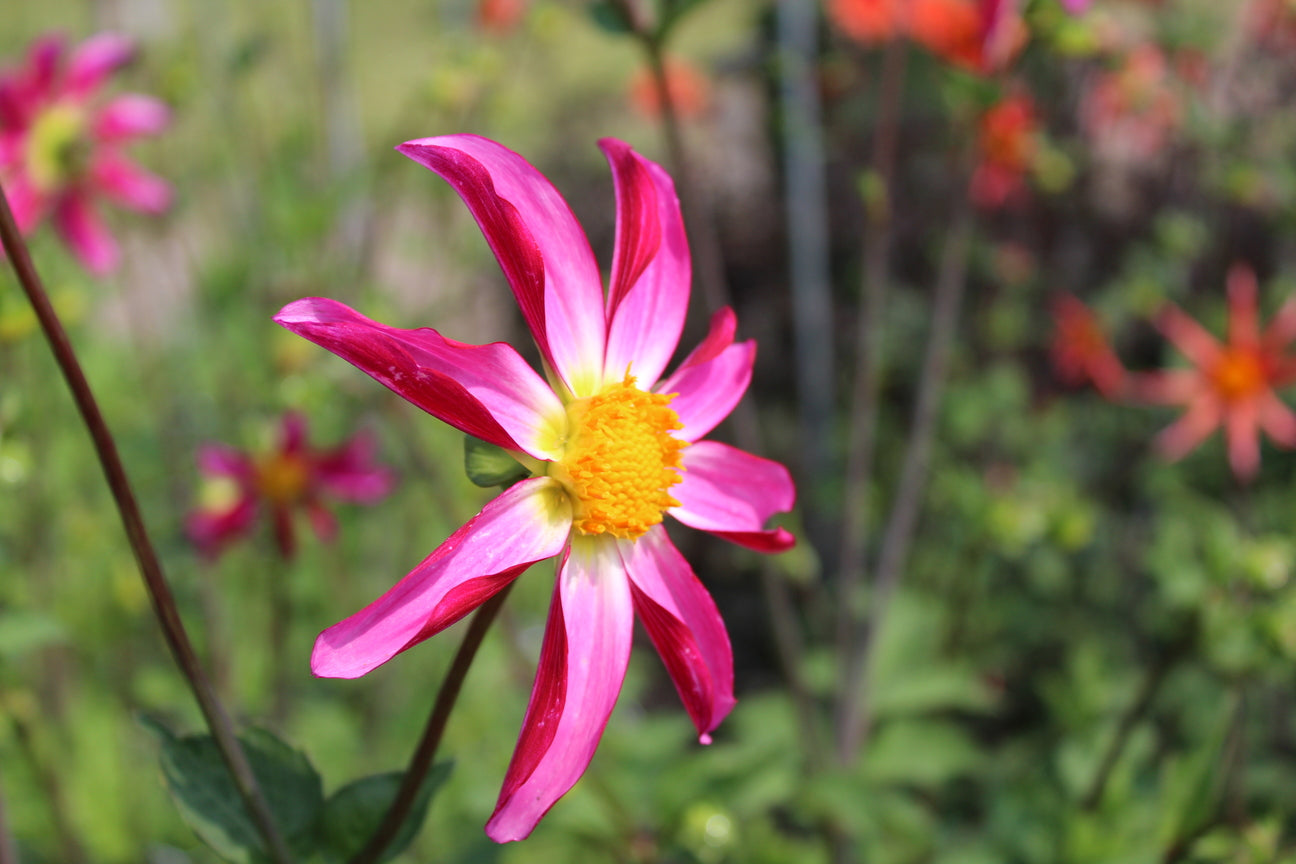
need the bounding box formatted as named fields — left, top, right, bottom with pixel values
left=1211, top=348, right=1266, bottom=401
left=27, top=103, right=91, bottom=191
left=550, top=376, right=686, bottom=540
left=256, top=454, right=310, bottom=505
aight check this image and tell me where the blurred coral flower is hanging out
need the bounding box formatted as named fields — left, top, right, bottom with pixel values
left=476, top=0, right=529, bottom=35
left=828, top=0, right=903, bottom=43
left=970, top=93, right=1037, bottom=209
left=1050, top=293, right=1126, bottom=398
left=0, top=33, right=171, bottom=274
left=1080, top=45, right=1181, bottom=166
left=276, top=135, right=795, bottom=841
left=829, top=0, right=1024, bottom=73
left=1135, top=265, right=1296, bottom=480
left=628, top=59, right=711, bottom=121
left=187, top=413, right=394, bottom=561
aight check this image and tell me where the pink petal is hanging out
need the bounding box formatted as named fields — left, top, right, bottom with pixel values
left=1060, top=0, right=1090, bottom=13
left=279, top=411, right=308, bottom=454
left=94, top=94, right=170, bottom=141
left=671, top=441, right=796, bottom=552
left=53, top=193, right=119, bottom=274
left=1156, top=398, right=1222, bottom=462
left=197, top=444, right=254, bottom=480
left=307, top=503, right=339, bottom=544
left=1127, top=369, right=1203, bottom=405
left=1225, top=399, right=1260, bottom=481
left=1226, top=263, right=1259, bottom=350
left=311, top=477, right=572, bottom=679
left=272, top=505, right=298, bottom=560
left=1155, top=303, right=1222, bottom=369
left=656, top=329, right=755, bottom=442
left=91, top=152, right=171, bottom=213
left=600, top=139, right=690, bottom=389
left=1257, top=392, right=1296, bottom=447
left=314, top=431, right=395, bottom=504
left=275, top=298, right=566, bottom=461
left=23, top=36, right=65, bottom=105
left=186, top=494, right=257, bottom=561
left=397, top=135, right=606, bottom=396
left=487, top=536, right=633, bottom=842
left=67, top=33, right=134, bottom=96
left=622, top=527, right=734, bottom=740
left=1, top=173, right=50, bottom=233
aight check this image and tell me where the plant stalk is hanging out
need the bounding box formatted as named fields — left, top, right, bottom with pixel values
left=349, top=581, right=516, bottom=864
left=0, top=185, right=294, bottom=864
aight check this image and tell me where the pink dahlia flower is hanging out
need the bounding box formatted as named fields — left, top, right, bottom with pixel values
left=186, top=412, right=394, bottom=561
left=275, top=135, right=796, bottom=841
left=0, top=33, right=171, bottom=274
left=1132, top=265, right=1296, bottom=481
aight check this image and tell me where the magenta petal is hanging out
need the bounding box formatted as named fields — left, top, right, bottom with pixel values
left=275, top=298, right=566, bottom=460
left=397, top=135, right=606, bottom=395
left=601, top=140, right=690, bottom=388
left=671, top=441, right=795, bottom=551
left=1, top=173, right=50, bottom=233
left=94, top=94, right=170, bottom=141
left=314, top=431, right=395, bottom=504
left=307, top=503, right=339, bottom=544
left=197, top=444, right=253, bottom=480
left=487, top=537, right=633, bottom=842
left=91, top=152, right=171, bottom=213
left=311, top=477, right=571, bottom=679
left=657, top=336, right=755, bottom=442
left=53, top=193, right=119, bottom=274
left=1060, top=0, right=1090, bottom=13
left=623, top=527, right=734, bottom=740
left=186, top=494, right=257, bottom=561
left=67, top=33, right=134, bottom=96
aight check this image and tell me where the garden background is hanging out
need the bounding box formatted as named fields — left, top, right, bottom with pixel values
left=4, top=0, right=1296, bottom=862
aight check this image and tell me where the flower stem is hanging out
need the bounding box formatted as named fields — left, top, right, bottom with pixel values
left=834, top=33, right=909, bottom=765
left=349, top=580, right=517, bottom=864
left=0, top=774, right=16, bottom=864
left=0, top=186, right=295, bottom=864
left=840, top=188, right=975, bottom=761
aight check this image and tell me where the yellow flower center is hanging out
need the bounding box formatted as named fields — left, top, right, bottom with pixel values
left=255, top=453, right=311, bottom=505
left=26, top=103, right=90, bottom=191
left=550, top=376, right=686, bottom=539
left=1211, top=348, right=1266, bottom=402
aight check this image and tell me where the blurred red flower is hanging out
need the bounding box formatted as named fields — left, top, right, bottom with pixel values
left=1050, top=293, right=1126, bottom=398
left=829, top=0, right=1025, bottom=73
left=971, top=93, right=1037, bottom=209
left=477, top=0, right=528, bottom=35
left=187, top=413, right=394, bottom=561
left=1134, top=265, right=1296, bottom=480
left=0, top=33, right=170, bottom=274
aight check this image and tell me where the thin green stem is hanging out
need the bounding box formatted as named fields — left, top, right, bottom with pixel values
left=349, top=581, right=516, bottom=864
left=0, top=185, right=294, bottom=864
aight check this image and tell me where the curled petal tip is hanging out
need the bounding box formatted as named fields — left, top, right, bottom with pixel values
left=699, top=733, right=713, bottom=745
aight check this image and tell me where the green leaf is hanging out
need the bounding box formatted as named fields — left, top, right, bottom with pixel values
left=464, top=435, right=531, bottom=489
left=318, top=763, right=453, bottom=864
left=141, top=717, right=324, bottom=864
left=587, top=0, right=635, bottom=35
left=0, top=609, right=66, bottom=659
left=865, top=720, right=983, bottom=788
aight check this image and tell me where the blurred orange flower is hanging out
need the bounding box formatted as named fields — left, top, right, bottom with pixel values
left=1134, top=265, right=1296, bottom=480
left=477, top=0, right=528, bottom=34
left=829, top=0, right=1025, bottom=73
left=629, top=59, right=710, bottom=120
left=1050, top=293, right=1126, bottom=399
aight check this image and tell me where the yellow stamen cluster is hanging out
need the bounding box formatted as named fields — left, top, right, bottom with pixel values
left=552, top=376, right=686, bottom=539
left=27, top=104, right=90, bottom=191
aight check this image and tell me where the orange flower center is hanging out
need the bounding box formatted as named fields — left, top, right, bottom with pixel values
left=1211, top=349, right=1266, bottom=402
left=551, top=376, right=687, bottom=540
left=255, top=453, right=310, bottom=505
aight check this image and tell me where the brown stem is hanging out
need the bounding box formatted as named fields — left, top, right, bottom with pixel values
left=834, top=33, right=910, bottom=764
left=0, top=186, right=294, bottom=864
left=349, top=581, right=516, bottom=864
left=840, top=190, right=974, bottom=761
left=0, top=775, right=17, bottom=864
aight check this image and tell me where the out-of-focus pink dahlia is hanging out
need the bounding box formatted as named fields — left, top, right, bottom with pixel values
left=0, top=33, right=171, bottom=274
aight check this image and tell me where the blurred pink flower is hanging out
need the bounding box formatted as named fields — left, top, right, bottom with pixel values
left=187, top=412, right=394, bottom=561
left=275, top=135, right=795, bottom=842
left=1133, top=265, right=1296, bottom=480
left=0, top=33, right=170, bottom=275
left=1050, top=293, right=1126, bottom=398
left=1080, top=45, right=1181, bottom=167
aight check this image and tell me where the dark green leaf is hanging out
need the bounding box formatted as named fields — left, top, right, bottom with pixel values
left=587, top=0, right=635, bottom=35
left=318, top=763, right=453, bottom=864
left=141, top=717, right=324, bottom=864
left=464, top=436, right=531, bottom=489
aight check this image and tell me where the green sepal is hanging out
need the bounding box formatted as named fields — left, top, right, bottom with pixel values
left=464, top=435, right=532, bottom=489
